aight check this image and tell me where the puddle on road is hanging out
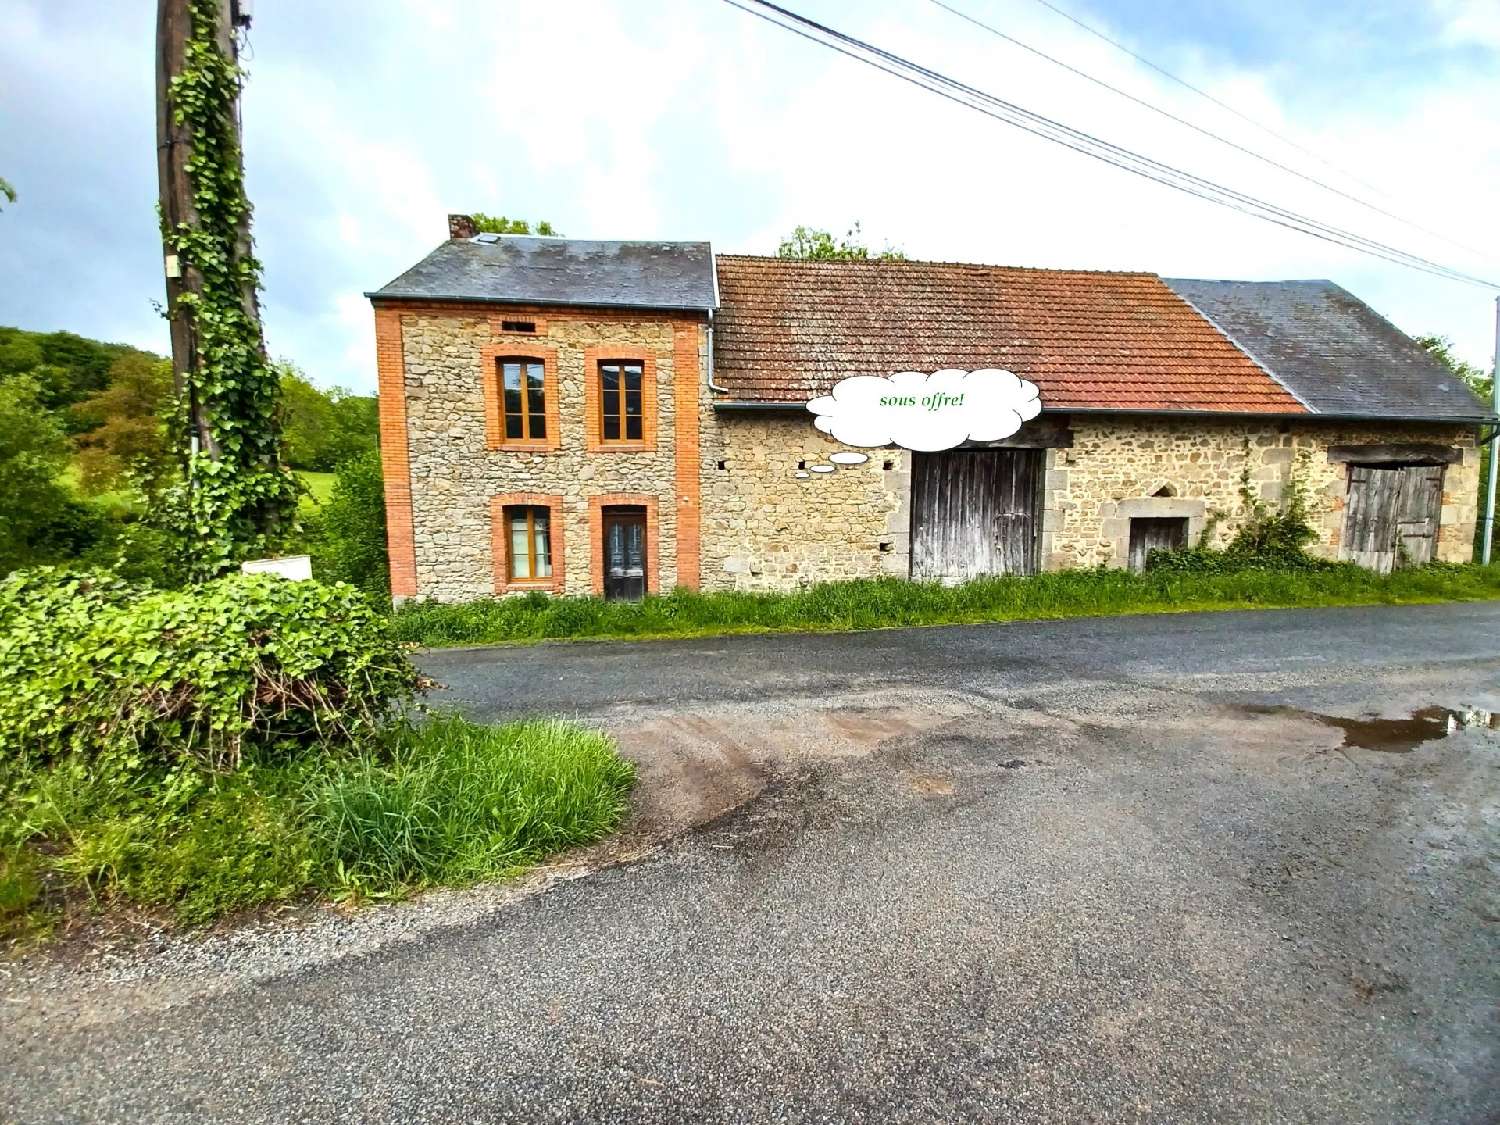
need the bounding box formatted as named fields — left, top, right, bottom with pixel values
left=1241, top=704, right=1499, bottom=752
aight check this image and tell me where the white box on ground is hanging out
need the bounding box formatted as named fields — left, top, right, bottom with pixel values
left=240, top=555, right=313, bottom=581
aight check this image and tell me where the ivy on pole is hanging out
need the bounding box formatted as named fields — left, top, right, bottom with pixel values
left=160, top=0, right=300, bottom=579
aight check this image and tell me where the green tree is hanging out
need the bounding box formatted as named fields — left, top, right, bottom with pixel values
left=1418, top=334, right=1494, bottom=555
left=278, top=365, right=378, bottom=472
left=777, top=222, right=906, bottom=261
left=0, top=176, right=14, bottom=209
left=309, top=449, right=389, bottom=596
left=471, top=212, right=562, bottom=237
left=0, top=377, right=102, bottom=574
left=72, top=352, right=175, bottom=495
left=1416, top=334, right=1491, bottom=402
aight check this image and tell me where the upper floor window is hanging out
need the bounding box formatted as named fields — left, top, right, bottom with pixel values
left=500, top=358, right=546, bottom=442
left=599, top=361, right=644, bottom=444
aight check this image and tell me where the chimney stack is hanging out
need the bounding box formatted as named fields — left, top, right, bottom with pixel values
left=447, top=213, right=478, bottom=240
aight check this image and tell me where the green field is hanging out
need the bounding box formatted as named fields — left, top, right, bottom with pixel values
left=298, top=470, right=335, bottom=510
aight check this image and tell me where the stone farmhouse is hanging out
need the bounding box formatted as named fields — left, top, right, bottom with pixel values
left=367, top=215, right=1488, bottom=602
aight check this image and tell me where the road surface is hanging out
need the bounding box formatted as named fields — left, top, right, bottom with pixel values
left=5, top=603, right=1499, bottom=1123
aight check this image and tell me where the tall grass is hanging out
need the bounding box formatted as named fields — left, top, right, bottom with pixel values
left=0, top=714, right=636, bottom=943
left=391, top=563, right=1500, bottom=648
left=308, top=715, right=635, bottom=892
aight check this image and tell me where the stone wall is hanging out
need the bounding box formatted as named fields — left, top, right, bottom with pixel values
left=393, top=305, right=704, bottom=601
left=1043, top=417, right=1479, bottom=568
left=385, top=301, right=1480, bottom=598
left=696, top=412, right=1480, bottom=590
left=698, top=413, right=909, bottom=590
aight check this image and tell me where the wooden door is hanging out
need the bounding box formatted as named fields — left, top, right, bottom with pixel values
left=602, top=507, right=647, bottom=601
left=1395, top=465, right=1443, bottom=565
left=1342, top=464, right=1443, bottom=572
left=910, top=449, right=1041, bottom=582
left=1127, top=517, right=1188, bottom=572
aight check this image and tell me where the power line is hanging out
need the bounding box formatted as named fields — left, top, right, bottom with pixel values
left=1023, top=0, right=1393, bottom=201
left=718, top=0, right=1499, bottom=289
left=928, top=0, right=1490, bottom=262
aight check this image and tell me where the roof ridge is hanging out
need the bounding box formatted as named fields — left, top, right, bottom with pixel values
left=714, top=253, right=1159, bottom=278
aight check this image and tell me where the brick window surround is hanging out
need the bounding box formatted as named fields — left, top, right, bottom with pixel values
left=481, top=343, right=560, bottom=452
left=583, top=348, right=658, bottom=453
left=589, top=493, right=660, bottom=596
left=491, top=493, right=565, bottom=594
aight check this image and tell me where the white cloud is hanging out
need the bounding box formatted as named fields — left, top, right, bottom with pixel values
left=808, top=369, right=1042, bottom=451
left=0, top=0, right=1496, bottom=397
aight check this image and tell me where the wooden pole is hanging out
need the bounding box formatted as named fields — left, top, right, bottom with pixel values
left=1484, top=295, right=1499, bottom=564
left=156, top=0, right=251, bottom=462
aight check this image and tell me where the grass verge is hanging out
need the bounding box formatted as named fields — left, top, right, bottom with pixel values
left=391, top=562, right=1500, bottom=648
left=0, top=714, right=635, bottom=950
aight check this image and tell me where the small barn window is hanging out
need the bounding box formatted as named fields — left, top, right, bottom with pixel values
left=1153, top=484, right=1176, bottom=498
left=501, top=319, right=536, bottom=334
left=1128, top=517, right=1188, bottom=572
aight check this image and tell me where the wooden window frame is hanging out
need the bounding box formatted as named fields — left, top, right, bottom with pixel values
left=481, top=344, right=559, bottom=452
left=583, top=349, right=657, bottom=452
left=589, top=493, right=659, bottom=596
left=491, top=493, right=565, bottom=594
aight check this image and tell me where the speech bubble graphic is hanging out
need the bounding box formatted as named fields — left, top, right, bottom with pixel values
left=827, top=451, right=869, bottom=466
left=806, top=369, right=1042, bottom=452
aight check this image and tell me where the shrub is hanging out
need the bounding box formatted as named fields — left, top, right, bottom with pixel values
left=0, top=569, right=422, bottom=772
left=308, top=450, right=389, bottom=597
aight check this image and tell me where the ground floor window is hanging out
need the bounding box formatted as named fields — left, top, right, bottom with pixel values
left=506, top=505, right=553, bottom=582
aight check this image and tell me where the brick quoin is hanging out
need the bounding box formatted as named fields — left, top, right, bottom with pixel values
left=374, top=307, right=417, bottom=597
left=673, top=320, right=702, bottom=589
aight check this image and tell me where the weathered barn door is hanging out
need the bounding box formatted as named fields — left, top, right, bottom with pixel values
left=1342, top=463, right=1443, bottom=572
left=911, top=449, right=1041, bottom=581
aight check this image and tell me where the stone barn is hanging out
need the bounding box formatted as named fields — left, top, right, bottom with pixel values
left=367, top=216, right=1488, bottom=602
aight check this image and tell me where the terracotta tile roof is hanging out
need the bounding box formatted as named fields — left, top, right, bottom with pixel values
left=712, top=255, right=1307, bottom=414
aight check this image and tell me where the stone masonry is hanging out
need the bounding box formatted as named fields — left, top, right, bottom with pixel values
left=696, top=413, right=1479, bottom=590
left=383, top=303, right=705, bottom=601
left=379, top=302, right=1479, bottom=599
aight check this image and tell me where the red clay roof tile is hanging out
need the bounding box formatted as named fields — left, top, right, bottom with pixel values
left=712, top=255, right=1306, bottom=414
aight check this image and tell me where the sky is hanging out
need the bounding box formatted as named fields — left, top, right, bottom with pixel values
left=1, top=0, right=1497, bottom=395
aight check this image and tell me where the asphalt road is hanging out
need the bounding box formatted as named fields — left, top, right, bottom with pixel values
left=6, top=603, right=1500, bottom=1123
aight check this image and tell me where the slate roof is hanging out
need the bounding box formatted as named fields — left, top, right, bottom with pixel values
left=712, top=256, right=1305, bottom=413
left=1164, top=279, right=1489, bottom=420
left=367, top=236, right=718, bottom=312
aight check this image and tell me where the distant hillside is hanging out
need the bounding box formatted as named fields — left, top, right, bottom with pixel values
left=0, top=325, right=165, bottom=411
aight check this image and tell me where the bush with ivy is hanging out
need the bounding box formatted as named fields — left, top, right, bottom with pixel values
left=1147, top=451, right=1330, bottom=573
left=0, top=568, right=422, bottom=773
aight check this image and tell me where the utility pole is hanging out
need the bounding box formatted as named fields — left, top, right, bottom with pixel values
left=155, top=0, right=254, bottom=463
left=1484, top=295, right=1500, bottom=564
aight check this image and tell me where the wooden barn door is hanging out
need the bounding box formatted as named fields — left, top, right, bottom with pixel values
left=911, top=449, right=1041, bottom=582
left=1342, top=464, right=1443, bottom=572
